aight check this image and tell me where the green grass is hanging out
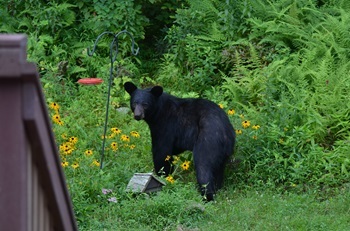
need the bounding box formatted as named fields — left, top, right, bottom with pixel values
left=209, top=188, right=350, bottom=231
left=74, top=182, right=350, bottom=230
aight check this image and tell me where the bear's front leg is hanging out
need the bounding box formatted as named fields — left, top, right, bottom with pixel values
left=152, top=145, right=173, bottom=176
left=153, top=154, right=172, bottom=176
left=150, top=130, right=176, bottom=176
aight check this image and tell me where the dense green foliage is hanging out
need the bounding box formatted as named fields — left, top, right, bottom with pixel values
left=2, top=0, right=350, bottom=229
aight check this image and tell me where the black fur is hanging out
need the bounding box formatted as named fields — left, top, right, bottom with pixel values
left=124, top=82, right=235, bottom=201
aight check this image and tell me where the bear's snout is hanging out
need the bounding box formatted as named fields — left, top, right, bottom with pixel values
left=133, top=104, right=144, bottom=120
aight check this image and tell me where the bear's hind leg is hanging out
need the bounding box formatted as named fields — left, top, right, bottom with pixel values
left=194, top=164, right=215, bottom=201
left=193, top=146, right=218, bottom=201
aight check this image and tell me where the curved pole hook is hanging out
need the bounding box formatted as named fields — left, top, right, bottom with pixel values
left=87, top=30, right=139, bottom=169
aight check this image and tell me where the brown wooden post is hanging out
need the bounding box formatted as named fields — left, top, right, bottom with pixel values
left=0, top=34, right=78, bottom=231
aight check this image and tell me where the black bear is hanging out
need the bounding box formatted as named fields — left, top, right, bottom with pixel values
left=124, top=82, right=235, bottom=201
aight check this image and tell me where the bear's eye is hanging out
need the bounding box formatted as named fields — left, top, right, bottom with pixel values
left=142, top=103, right=149, bottom=109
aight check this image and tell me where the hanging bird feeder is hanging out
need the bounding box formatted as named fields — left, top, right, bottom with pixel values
left=77, top=77, right=103, bottom=85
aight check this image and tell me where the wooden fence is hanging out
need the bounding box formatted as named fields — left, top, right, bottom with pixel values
left=0, top=34, right=77, bottom=231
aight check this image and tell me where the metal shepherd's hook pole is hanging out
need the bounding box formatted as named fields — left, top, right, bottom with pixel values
left=87, top=30, right=139, bottom=169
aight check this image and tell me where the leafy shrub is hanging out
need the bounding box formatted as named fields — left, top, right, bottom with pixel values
left=220, top=2, right=350, bottom=188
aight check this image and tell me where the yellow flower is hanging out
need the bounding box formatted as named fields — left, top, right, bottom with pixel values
left=85, top=150, right=93, bottom=156
left=92, top=159, right=100, bottom=167
left=61, top=133, right=67, bottom=139
left=60, top=156, right=67, bottom=162
left=218, top=103, right=224, bottom=109
left=69, top=136, right=78, bottom=144
left=252, top=125, right=260, bottom=130
left=59, top=144, right=66, bottom=151
left=53, top=114, right=60, bottom=120
left=60, top=142, right=72, bottom=150
left=252, top=135, right=257, bottom=140
left=166, top=175, right=175, bottom=184
left=130, top=131, right=140, bottom=138
left=111, top=142, right=118, bottom=151
left=236, top=129, right=243, bottom=135
left=181, top=160, right=191, bottom=171
left=111, top=127, right=122, bottom=135
left=129, top=144, right=136, bottom=150
left=52, top=114, right=61, bottom=124
left=108, top=133, right=116, bottom=139
left=172, top=156, right=180, bottom=164
left=61, top=161, right=69, bottom=168
left=165, top=155, right=171, bottom=161
left=49, top=102, right=60, bottom=111
left=71, top=163, right=79, bottom=169
left=242, top=120, right=251, bottom=129
left=227, top=109, right=235, bottom=115
left=62, top=148, right=74, bottom=155
left=60, top=142, right=74, bottom=155
left=120, top=135, right=130, bottom=142
left=56, top=120, right=64, bottom=126
left=239, top=114, right=245, bottom=119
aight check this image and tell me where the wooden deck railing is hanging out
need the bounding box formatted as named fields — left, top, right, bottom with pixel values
left=0, top=34, right=77, bottom=231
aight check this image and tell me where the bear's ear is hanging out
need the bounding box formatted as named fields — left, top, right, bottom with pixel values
left=124, top=82, right=137, bottom=95
left=151, top=86, right=163, bottom=97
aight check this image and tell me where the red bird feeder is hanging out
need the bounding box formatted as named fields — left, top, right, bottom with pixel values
left=77, top=78, right=103, bottom=85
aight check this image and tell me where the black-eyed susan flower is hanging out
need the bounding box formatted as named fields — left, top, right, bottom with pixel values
left=92, top=159, right=100, bottom=167
left=59, top=144, right=66, bottom=152
left=120, top=135, right=130, bottom=142
left=227, top=109, right=235, bottom=115
left=85, top=150, right=93, bottom=156
left=111, top=142, right=118, bottom=151
left=242, top=120, right=251, bottom=129
left=61, top=133, right=67, bottom=139
left=49, top=102, right=60, bottom=111
left=236, top=129, right=243, bottom=135
left=252, top=135, right=257, bottom=140
left=69, top=136, right=78, bottom=144
left=60, top=142, right=74, bottom=155
left=129, top=144, right=136, bottom=150
left=130, top=131, right=140, bottom=138
left=111, top=127, right=122, bottom=135
left=60, top=142, right=72, bottom=150
left=71, top=163, right=79, bottom=169
left=252, top=125, right=260, bottom=130
left=165, top=155, right=171, bottom=161
left=61, top=161, right=69, bottom=168
left=52, top=114, right=61, bottom=124
left=166, top=175, right=175, bottom=184
left=63, top=148, right=74, bottom=155
left=218, top=103, right=224, bottom=109
left=172, top=156, right=180, bottom=164
left=181, top=160, right=191, bottom=171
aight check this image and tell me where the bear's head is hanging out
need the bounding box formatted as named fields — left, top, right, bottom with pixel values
left=124, top=82, right=163, bottom=121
